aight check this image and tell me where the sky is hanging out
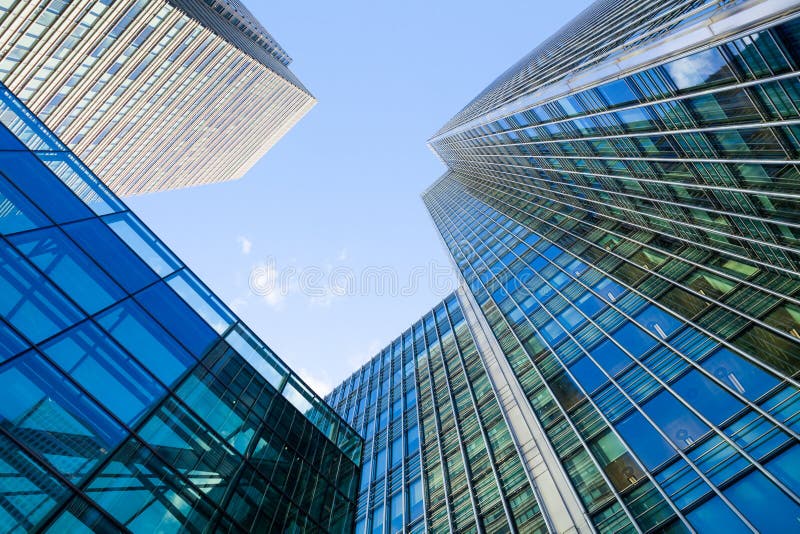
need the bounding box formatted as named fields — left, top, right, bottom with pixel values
left=127, top=0, right=594, bottom=396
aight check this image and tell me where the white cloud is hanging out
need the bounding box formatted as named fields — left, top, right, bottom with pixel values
left=298, top=368, right=332, bottom=397
left=337, top=248, right=348, bottom=262
left=237, top=236, right=253, bottom=255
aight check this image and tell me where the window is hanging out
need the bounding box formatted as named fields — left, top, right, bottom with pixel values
left=724, top=470, right=800, bottom=532
left=390, top=492, right=403, bottom=532
left=134, top=282, right=217, bottom=358
left=371, top=504, right=384, bottom=534
left=0, top=351, right=125, bottom=483
left=374, top=448, right=387, bottom=480
left=42, top=322, right=165, bottom=425
left=0, top=173, right=50, bottom=235
left=391, top=436, right=403, bottom=466
left=672, top=369, right=743, bottom=425
left=9, top=226, right=125, bottom=314
left=616, top=411, right=675, bottom=469
left=96, top=298, right=195, bottom=386
left=406, top=425, right=420, bottom=455
left=642, top=390, right=708, bottom=449
left=0, top=240, right=81, bottom=343
left=686, top=496, right=749, bottom=533
left=407, top=478, right=424, bottom=519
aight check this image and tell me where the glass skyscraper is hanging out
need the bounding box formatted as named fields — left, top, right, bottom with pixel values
left=0, top=0, right=314, bottom=195
left=0, top=82, right=360, bottom=532
left=334, top=0, right=800, bottom=532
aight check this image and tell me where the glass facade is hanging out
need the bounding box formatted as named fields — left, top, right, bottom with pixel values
left=327, top=294, right=548, bottom=534
left=420, top=2, right=800, bottom=533
left=0, top=82, right=360, bottom=532
left=0, top=0, right=314, bottom=195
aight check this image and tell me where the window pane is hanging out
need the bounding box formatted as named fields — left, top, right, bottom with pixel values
left=0, top=152, right=90, bottom=224
left=672, top=369, right=743, bottom=425
left=36, top=151, right=123, bottom=216
left=0, top=317, right=27, bottom=363
left=642, top=390, right=708, bottom=449
left=63, top=218, right=157, bottom=293
left=0, top=240, right=81, bottom=342
left=42, top=321, right=165, bottom=425
left=133, top=281, right=217, bottom=358
left=724, top=470, right=800, bottom=532
left=44, top=496, right=121, bottom=533
left=9, top=226, right=125, bottom=314
left=408, top=478, right=424, bottom=519
left=686, top=496, right=749, bottom=534
left=225, top=325, right=287, bottom=389
left=87, top=439, right=216, bottom=532
left=96, top=298, right=195, bottom=386
left=0, top=433, right=71, bottom=531
left=0, top=351, right=125, bottom=483
left=616, top=410, right=675, bottom=470
left=138, top=398, right=240, bottom=505
left=166, top=270, right=234, bottom=334
left=0, top=173, right=50, bottom=235
left=103, top=213, right=179, bottom=277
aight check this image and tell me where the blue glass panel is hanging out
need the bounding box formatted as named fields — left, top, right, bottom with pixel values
left=635, top=305, right=682, bottom=340
left=408, top=478, right=424, bottom=519
left=165, top=270, right=234, bottom=334
left=576, top=292, right=603, bottom=317
left=614, top=323, right=658, bottom=357
left=0, top=433, right=71, bottom=531
left=0, top=351, right=125, bottom=483
left=9, top=226, right=125, bottom=314
left=35, top=152, right=123, bottom=216
left=42, top=321, right=165, bottom=425
left=96, top=299, right=195, bottom=386
left=642, top=390, right=709, bottom=449
left=103, top=213, right=179, bottom=277
left=0, top=121, right=24, bottom=149
left=0, top=318, right=26, bottom=363
left=616, top=410, right=675, bottom=470
left=540, top=320, right=566, bottom=345
left=724, top=470, right=800, bottom=531
left=594, top=277, right=625, bottom=302
left=43, top=497, right=121, bottom=533
left=543, top=245, right=562, bottom=259
left=596, top=79, right=637, bottom=107
left=663, top=48, right=734, bottom=91
left=590, top=338, right=632, bottom=376
left=700, top=347, right=778, bottom=401
left=225, top=325, right=288, bottom=389
left=87, top=439, right=215, bottom=531
left=0, top=153, right=91, bottom=223
left=557, top=306, right=584, bottom=329
left=672, top=369, right=743, bottom=425
left=0, top=240, right=82, bottom=342
left=686, top=496, right=749, bottom=534
left=569, top=356, right=608, bottom=394
left=133, top=282, right=217, bottom=358
left=765, top=444, right=800, bottom=497
left=0, top=173, right=51, bottom=235
left=63, top=218, right=157, bottom=293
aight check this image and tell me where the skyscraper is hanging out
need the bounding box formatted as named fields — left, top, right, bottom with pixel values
left=333, top=0, right=800, bottom=532
left=0, top=82, right=359, bottom=532
left=0, top=0, right=314, bottom=195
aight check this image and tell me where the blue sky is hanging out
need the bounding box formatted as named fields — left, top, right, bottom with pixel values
left=127, top=0, right=593, bottom=395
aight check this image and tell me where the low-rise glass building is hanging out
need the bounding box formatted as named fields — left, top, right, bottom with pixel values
left=0, top=81, right=360, bottom=533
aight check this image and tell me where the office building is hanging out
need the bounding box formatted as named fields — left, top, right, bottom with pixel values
left=0, top=82, right=359, bottom=532
left=334, top=0, right=800, bottom=532
left=327, top=293, right=557, bottom=534
left=0, top=0, right=314, bottom=195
